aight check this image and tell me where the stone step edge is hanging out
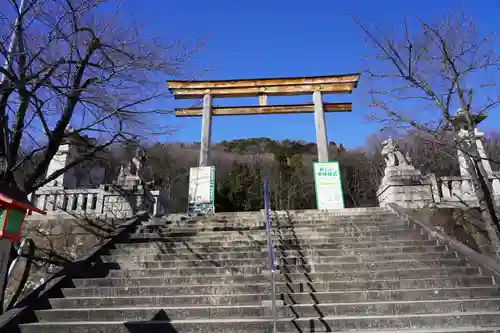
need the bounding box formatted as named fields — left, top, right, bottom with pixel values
left=102, top=251, right=456, bottom=261
left=109, top=245, right=446, bottom=255
left=71, top=276, right=493, bottom=288
left=140, top=223, right=408, bottom=230
left=106, top=254, right=457, bottom=264
left=19, top=311, right=500, bottom=325
left=40, top=297, right=500, bottom=312
left=146, top=224, right=407, bottom=231
left=74, top=275, right=491, bottom=286
left=60, top=286, right=498, bottom=296
left=152, top=217, right=402, bottom=222
left=140, top=223, right=410, bottom=229
left=106, top=266, right=477, bottom=275
left=21, top=324, right=500, bottom=333
left=131, top=230, right=417, bottom=237
left=128, top=234, right=422, bottom=240
left=126, top=233, right=426, bottom=240
left=157, top=217, right=398, bottom=224
left=105, top=258, right=465, bottom=268
left=116, top=239, right=437, bottom=246
left=105, top=249, right=452, bottom=256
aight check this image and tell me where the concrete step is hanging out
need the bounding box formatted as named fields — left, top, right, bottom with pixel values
left=70, top=275, right=494, bottom=292
left=152, top=218, right=403, bottom=230
left=103, top=259, right=466, bottom=276
left=101, top=251, right=457, bottom=265
left=280, top=258, right=466, bottom=270
left=114, top=244, right=268, bottom=254
left=56, top=286, right=500, bottom=306
left=187, top=207, right=391, bottom=218
left=132, top=226, right=418, bottom=237
left=140, top=217, right=411, bottom=232
left=275, top=209, right=394, bottom=216
left=107, top=244, right=447, bottom=257
left=143, top=224, right=410, bottom=236
left=36, top=305, right=271, bottom=322
left=139, top=223, right=411, bottom=234
left=279, top=252, right=458, bottom=264
left=122, top=231, right=430, bottom=247
left=79, top=270, right=487, bottom=288
left=129, top=229, right=422, bottom=241
left=114, top=238, right=438, bottom=252
left=160, top=208, right=393, bottom=220
left=285, top=298, right=500, bottom=317
left=275, top=227, right=418, bottom=236
left=276, top=244, right=447, bottom=255
left=36, top=298, right=500, bottom=322
left=20, top=312, right=500, bottom=333
left=53, top=292, right=272, bottom=307
left=279, top=287, right=500, bottom=303
left=156, top=212, right=398, bottom=222
left=107, top=258, right=465, bottom=271
left=281, top=312, right=500, bottom=332
left=147, top=218, right=405, bottom=231
left=108, top=266, right=478, bottom=280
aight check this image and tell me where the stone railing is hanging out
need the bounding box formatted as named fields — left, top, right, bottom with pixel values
left=29, top=186, right=168, bottom=219
left=435, top=173, right=500, bottom=206
left=30, top=188, right=102, bottom=215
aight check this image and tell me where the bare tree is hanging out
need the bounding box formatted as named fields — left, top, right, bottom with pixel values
left=0, top=0, right=202, bottom=195
left=354, top=11, right=500, bottom=257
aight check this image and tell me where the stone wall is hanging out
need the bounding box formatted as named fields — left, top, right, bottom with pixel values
left=4, top=215, right=124, bottom=309
left=403, top=207, right=496, bottom=257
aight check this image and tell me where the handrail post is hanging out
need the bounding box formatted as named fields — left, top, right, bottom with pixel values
left=263, top=179, right=277, bottom=333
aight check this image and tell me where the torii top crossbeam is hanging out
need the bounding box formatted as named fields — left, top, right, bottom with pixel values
left=166, top=73, right=360, bottom=165
left=167, top=73, right=360, bottom=98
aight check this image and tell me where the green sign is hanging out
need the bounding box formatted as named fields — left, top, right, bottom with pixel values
left=313, top=161, right=344, bottom=210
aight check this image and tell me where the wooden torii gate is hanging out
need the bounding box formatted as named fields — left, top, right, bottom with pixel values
left=167, top=73, right=360, bottom=166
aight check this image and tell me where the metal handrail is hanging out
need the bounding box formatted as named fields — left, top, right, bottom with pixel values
left=263, top=179, right=277, bottom=333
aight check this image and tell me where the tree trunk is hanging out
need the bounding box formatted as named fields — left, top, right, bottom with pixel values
left=463, top=149, right=500, bottom=258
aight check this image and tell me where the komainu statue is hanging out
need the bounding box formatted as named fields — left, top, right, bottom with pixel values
left=116, top=147, right=146, bottom=186
left=381, top=137, right=413, bottom=168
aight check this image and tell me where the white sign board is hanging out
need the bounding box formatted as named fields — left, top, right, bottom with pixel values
left=313, top=161, right=344, bottom=210
left=188, top=166, right=215, bottom=214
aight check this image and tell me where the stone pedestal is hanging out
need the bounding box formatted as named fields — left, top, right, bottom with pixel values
left=377, top=166, right=435, bottom=208
left=101, top=184, right=146, bottom=219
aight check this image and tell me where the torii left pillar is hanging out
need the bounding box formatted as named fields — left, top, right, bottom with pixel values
left=199, top=93, right=212, bottom=166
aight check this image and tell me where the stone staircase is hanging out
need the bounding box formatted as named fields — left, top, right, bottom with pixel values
left=19, top=207, right=500, bottom=332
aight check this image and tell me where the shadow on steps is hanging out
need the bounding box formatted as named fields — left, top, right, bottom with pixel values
left=124, top=310, right=179, bottom=333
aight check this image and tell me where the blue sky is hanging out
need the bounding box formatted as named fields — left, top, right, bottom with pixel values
left=124, top=0, right=500, bottom=148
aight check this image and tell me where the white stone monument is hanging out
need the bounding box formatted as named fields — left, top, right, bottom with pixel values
left=43, top=128, right=105, bottom=189
left=44, top=129, right=78, bottom=189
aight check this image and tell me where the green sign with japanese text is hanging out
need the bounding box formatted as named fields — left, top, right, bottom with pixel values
left=313, top=161, right=344, bottom=210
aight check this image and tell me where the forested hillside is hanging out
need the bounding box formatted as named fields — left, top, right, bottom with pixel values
left=138, top=130, right=499, bottom=213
